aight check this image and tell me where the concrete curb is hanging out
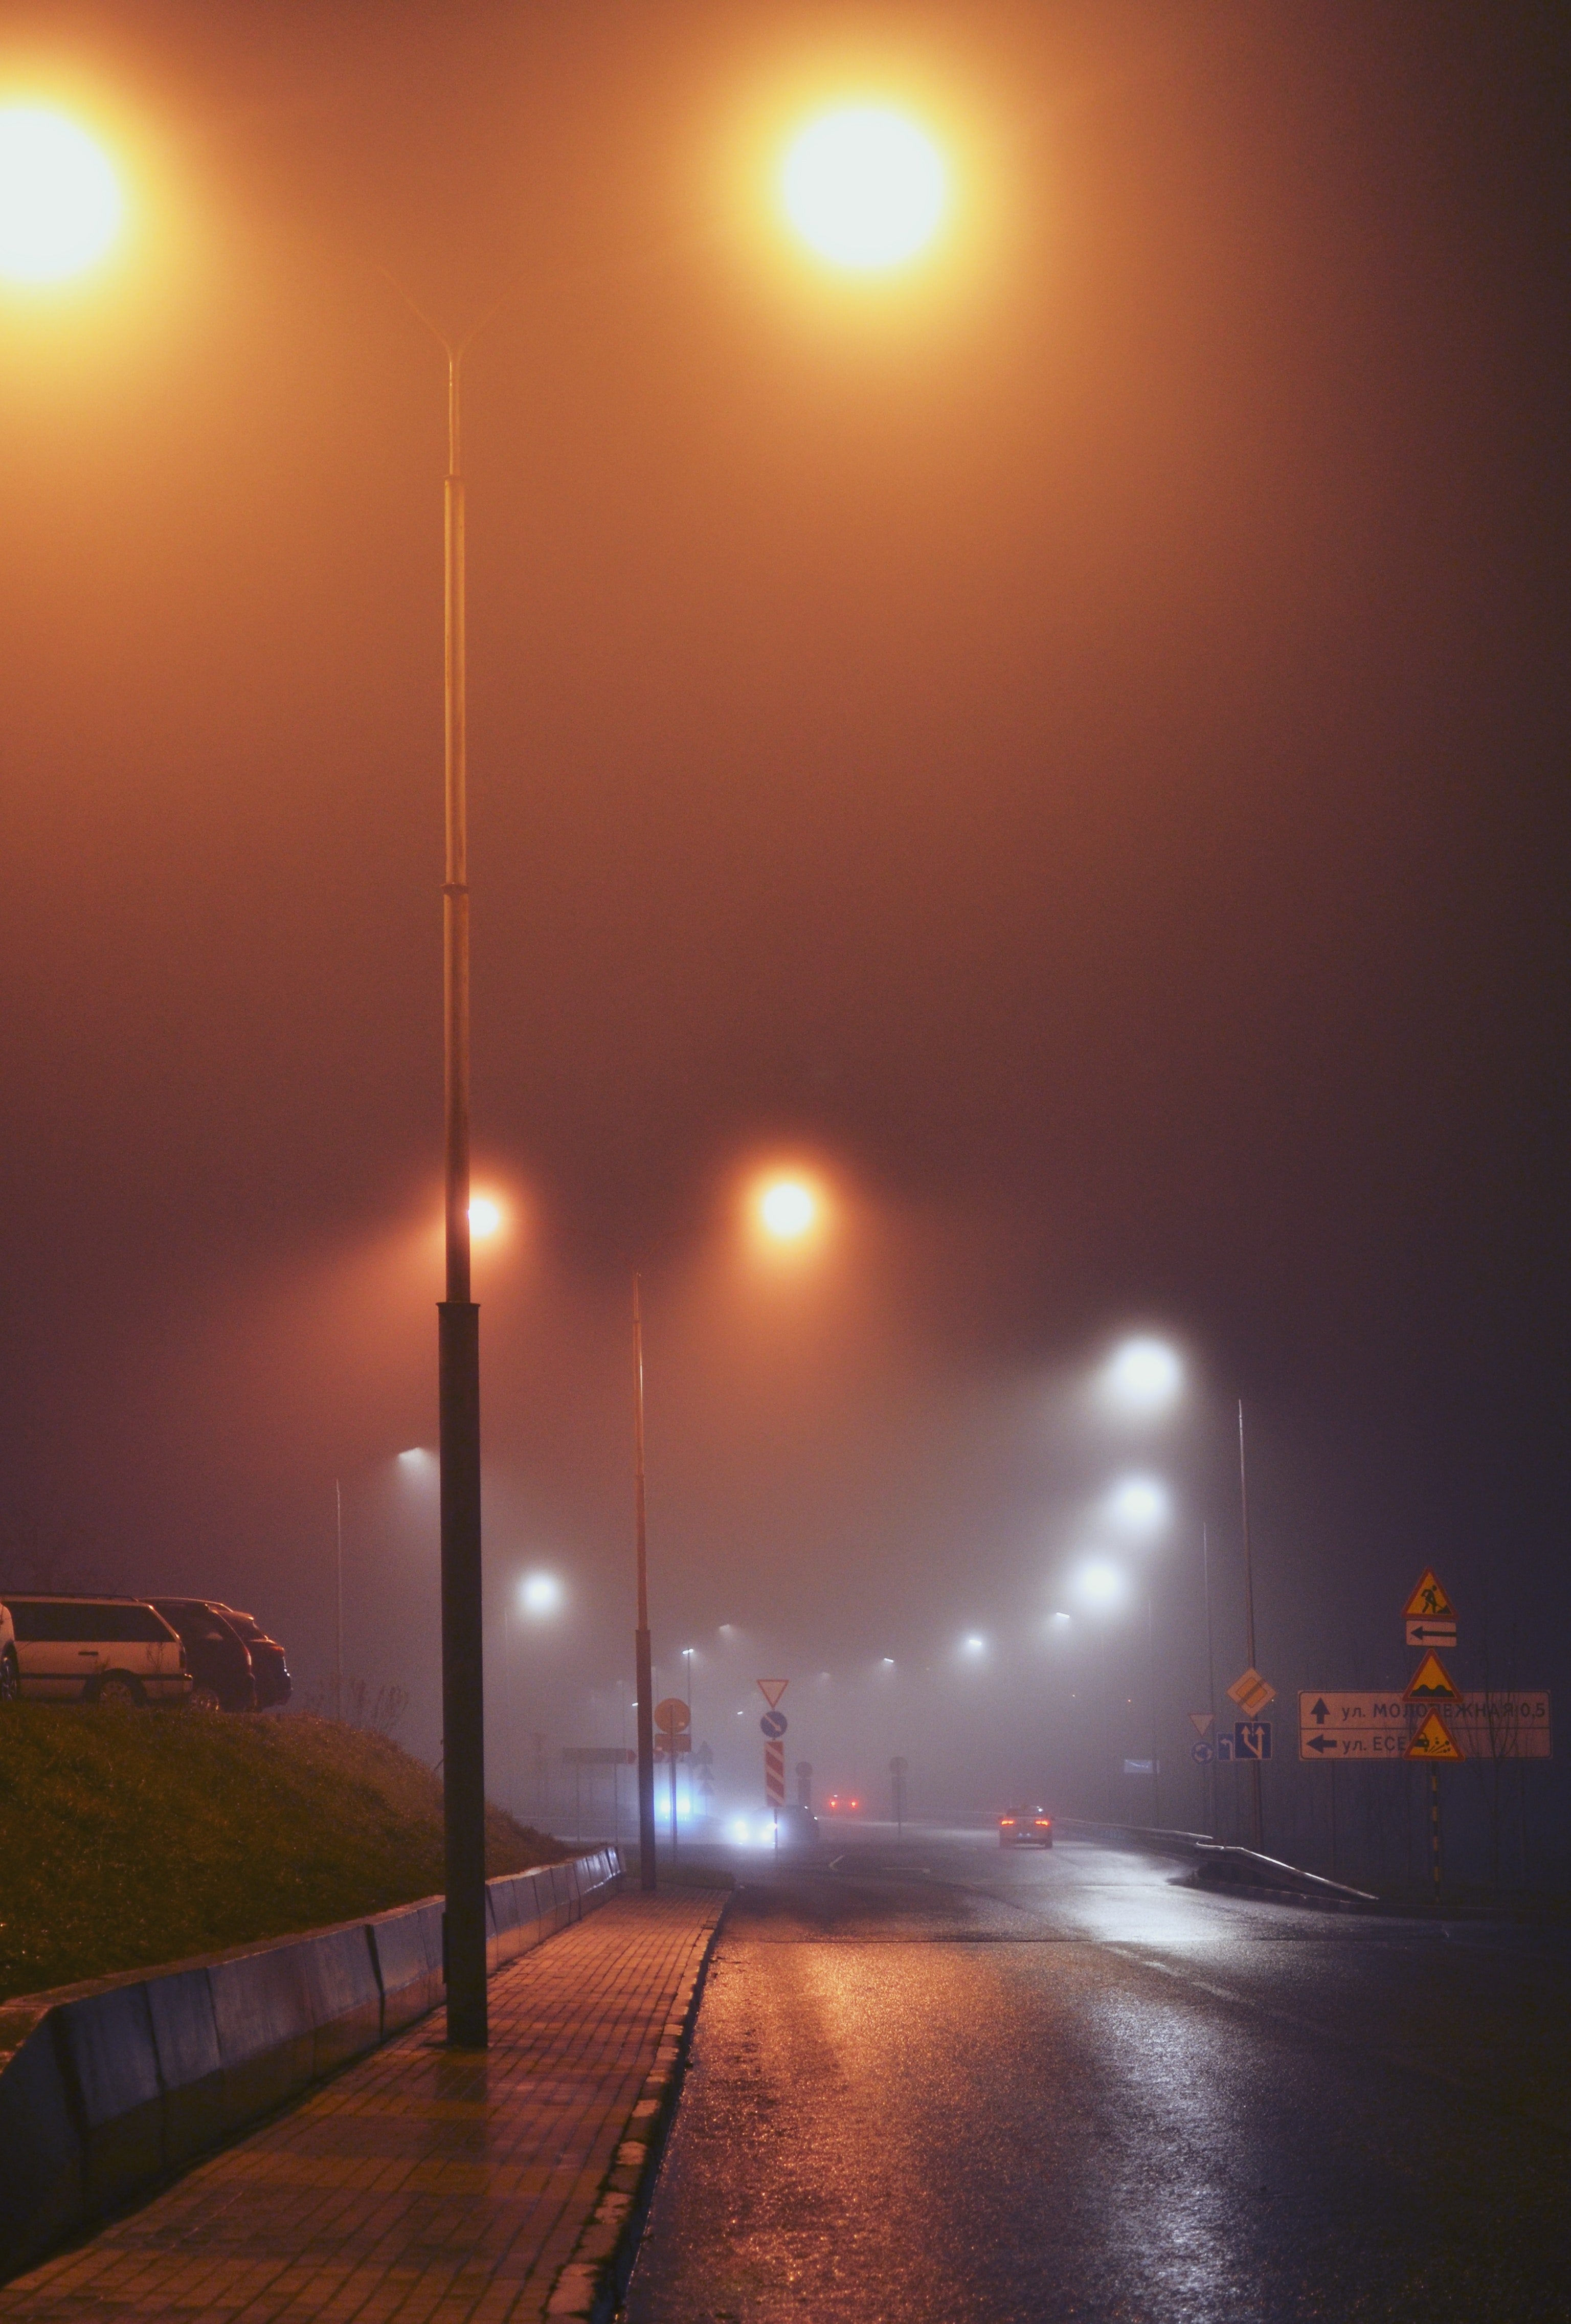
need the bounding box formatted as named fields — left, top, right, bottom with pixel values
left=0, top=1846, right=622, bottom=2281
left=545, top=1891, right=731, bottom=2323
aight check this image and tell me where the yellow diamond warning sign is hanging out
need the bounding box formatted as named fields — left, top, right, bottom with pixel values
left=1406, top=1709, right=1464, bottom=1760
left=1404, top=1651, right=1461, bottom=1703
left=1402, top=1570, right=1455, bottom=1622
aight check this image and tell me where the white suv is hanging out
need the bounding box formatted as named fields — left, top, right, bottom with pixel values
left=0, top=1601, right=15, bottom=1701
left=2, top=1596, right=190, bottom=1707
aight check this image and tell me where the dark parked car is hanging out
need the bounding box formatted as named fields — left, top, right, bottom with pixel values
left=211, top=1604, right=291, bottom=1708
left=151, top=1599, right=256, bottom=1712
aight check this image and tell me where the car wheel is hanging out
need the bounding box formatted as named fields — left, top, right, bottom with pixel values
left=0, top=1648, right=17, bottom=1703
left=94, top=1672, right=144, bottom=1709
left=188, top=1683, right=222, bottom=1712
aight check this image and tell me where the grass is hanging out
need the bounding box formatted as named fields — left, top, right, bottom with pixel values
left=0, top=1707, right=568, bottom=2002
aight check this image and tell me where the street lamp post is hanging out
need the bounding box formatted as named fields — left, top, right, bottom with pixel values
left=436, top=331, right=486, bottom=2048
left=632, top=1276, right=657, bottom=1890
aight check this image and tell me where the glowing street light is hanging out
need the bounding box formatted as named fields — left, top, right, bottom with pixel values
left=467, top=1196, right=502, bottom=1239
left=0, top=106, right=122, bottom=285
left=758, top=1176, right=817, bottom=1240
left=781, top=104, right=947, bottom=271
left=1072, top=1560, right=1127, bottom=1612
left=1099, top=1335, right=1183, bottom=1417
left=518, top=1572, right=563, bottom=1618
left=1102, top=1474, right=1172, bottom=1540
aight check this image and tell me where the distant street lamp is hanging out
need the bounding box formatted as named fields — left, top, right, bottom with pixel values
left=757, top=1176, right=818, bottom=1240
left=1099, top=1336, right=1183, bottom=1417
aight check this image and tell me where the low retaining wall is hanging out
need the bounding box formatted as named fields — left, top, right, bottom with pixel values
left=0, top=1846, right=621, bottom=2280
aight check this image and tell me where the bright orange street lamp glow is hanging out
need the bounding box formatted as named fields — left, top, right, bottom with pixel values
left=467, top=1197, right=502, bottom=1239
left=780, top=105, right=947, bottom=271
left=758, top=1178, right=817, bottom=1240
left=0, top=106, right=122, bottom=284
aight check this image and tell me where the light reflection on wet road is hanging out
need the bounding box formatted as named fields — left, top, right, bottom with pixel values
left=624, top=1828, right=1570, bottom=2322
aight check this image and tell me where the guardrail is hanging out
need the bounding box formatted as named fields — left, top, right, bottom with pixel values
left=0, top=1847, right=621, bottom=2281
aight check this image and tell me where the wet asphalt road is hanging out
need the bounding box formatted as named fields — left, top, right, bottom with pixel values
left=624, top=1826, right=1571, bottom=2323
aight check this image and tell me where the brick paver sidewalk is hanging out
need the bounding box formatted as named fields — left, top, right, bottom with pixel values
left=1, top=1889, right=725, bottom=2324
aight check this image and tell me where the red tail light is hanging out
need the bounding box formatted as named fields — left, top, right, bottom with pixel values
left=1001, top=1818, right=1016, bottom=1826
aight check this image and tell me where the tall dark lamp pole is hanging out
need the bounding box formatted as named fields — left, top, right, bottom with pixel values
left=437, top=330, right=486, bottom=2048
left=632, top=1276, right=657, bottom=1889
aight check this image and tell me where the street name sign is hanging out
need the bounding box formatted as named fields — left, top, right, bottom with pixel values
left=1298, top=1690, right=1551, bottom=1760
left=1227, top=1667, right=1276, bottom=1718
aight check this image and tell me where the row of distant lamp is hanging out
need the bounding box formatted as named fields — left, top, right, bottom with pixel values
left=0, top=98, right=952, bottom=288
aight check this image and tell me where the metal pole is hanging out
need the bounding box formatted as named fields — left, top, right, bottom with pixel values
left=1202, top=1522, right=1217, bottom=1838
left=632, top=1276, right=657, bottom=1890
left=1147, top=1587, right=1160, bottom=1828
left=1430, top=1768, right=1442, bottom=1902
left=333, top=1479, right=343, bottom=1725
left=1238, top=1399, right=1262, bottom=1850
left=439, top=346, right=487, bottom=2049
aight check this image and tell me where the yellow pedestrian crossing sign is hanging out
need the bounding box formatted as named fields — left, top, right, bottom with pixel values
left=1402, top=1570, right=1455, bottom=1622
left=1406, top=1709, right=1464, bottom=1760
left=1404, top=1651, right=1461, bottom=1703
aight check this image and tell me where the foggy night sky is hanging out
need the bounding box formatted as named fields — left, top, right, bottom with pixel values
left=0, top=2, right=1565, bottom=1816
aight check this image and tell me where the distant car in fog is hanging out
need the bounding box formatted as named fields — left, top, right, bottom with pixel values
left=823, top=1791, right=862, bottom=1814
left=727, top=1804, right=822, bottom=1853
left=0, top=1602, right=16, bottom=1702
left=150, top=1599, right=256, bottom=1712
left=208, top=1604, right=291, bottom=1708
left=998, top=1807, right=1053, bottom=1848
left=1, top=1596, right=190, bottom=1707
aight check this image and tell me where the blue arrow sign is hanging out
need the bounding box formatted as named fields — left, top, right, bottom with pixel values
left=1235, top=1719, right=1272, bottom=1762
left=760, top=1710, right=788, bottom=1739
left=1191, top=1740, right=1213, bottom=1765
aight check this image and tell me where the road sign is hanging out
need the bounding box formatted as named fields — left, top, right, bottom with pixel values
left=1191, top=1740, right=1214, bottom=1765
left=1404, top=1652, right=1461, bottom=1704
left=1215, top=1732, right=1233, bottom=1761
left=759, top=1709, right=788, bottom=1739
left=654, top=1697, right=691, bottom=1735
left=763, top=1735, right=786, bottom=1805
left=1403, top=1570, right=1455, bottom=1622
left=1227, top=1667, right=1276, bottom=1718
left=1234, top=1719, right=1272, bottom=1762
left=1188, top=1712, right=1215, bottom=1736
left=1123, top=1757, right=1156, bottom=1776
left=1407, top=1709, right=1464, bottom=1761
left=1297, top=1690, right=1552, bottom=1759
left=653, top=1735, right=691, bottom=1759
left=1405, top=1619, right=1457, bottom=1648
left=757, top=1679, right=789, bottom=1709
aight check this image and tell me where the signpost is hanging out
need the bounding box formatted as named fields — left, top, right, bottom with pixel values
left=1226, top=1667, right=1276, bottom=1719
left=1233, top=1720, right=1272, bottom=1762
left=890, top=1754, right=908, bottom=1836
left=757, top=1680, right=788, bottom=1819
left=1188, top=1712, right=1214, bottom=1736
left=1191, top=1740, right=1213, bottom=1766
left=654, top=1697, right=690, bottom=1857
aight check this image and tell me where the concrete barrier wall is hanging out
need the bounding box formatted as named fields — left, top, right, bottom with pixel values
left=0, top=1846, right=622, bottom=2282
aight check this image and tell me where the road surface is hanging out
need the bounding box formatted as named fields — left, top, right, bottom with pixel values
left=625, top=1825, right=1570, bottom=2322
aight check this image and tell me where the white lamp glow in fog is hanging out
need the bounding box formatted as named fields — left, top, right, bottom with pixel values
left=1100, top=1335, right=1183, bottom=1416
left=1073, top=1560, right=1127, bottom=1612
left=1103, top=1474, right=1171, bottom=1539
left=519, top=1572, right=563, bottom=1618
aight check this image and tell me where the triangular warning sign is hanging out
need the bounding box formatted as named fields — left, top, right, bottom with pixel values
left=756, top=1679, right=789, bottom=1709
left=1402, top=1569, right=1455, bottom=1622
left=1404, top=1651, right=1461, bottom=1703
left=1188, top=1712, right=1214, bottom=1736
left=1406, top=1708, right=1464, bottom=1761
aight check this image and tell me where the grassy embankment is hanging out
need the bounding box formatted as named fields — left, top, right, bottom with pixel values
left=0, top=1708, right=566, bottom=2002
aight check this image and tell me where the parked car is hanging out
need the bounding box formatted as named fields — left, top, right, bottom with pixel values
left=2, top=1595, right=190, bottom=1707
left=150, top=1598, right=256, bottom=1712
left=0, top=1601, right=16, bottom=1702
left=210, top=1604, right=291, bottom=1708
